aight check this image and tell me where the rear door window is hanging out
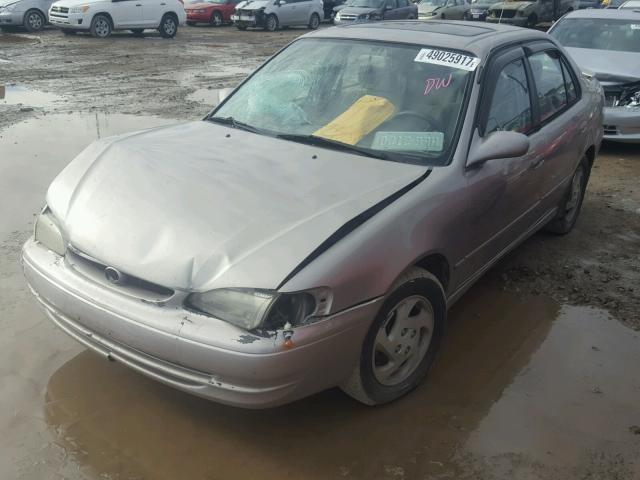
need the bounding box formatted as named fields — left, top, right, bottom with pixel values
left=529, top=51, right=568, bottom=122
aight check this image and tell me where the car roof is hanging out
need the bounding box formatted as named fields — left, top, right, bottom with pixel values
left=560, top=8, right=640, bottom=18
left=303, top=21, right=551, bottom=58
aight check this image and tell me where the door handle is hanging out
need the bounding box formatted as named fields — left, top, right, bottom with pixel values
left=135, top=3, right=141, bottom=5
left=160, top=2, right=166, bottom=4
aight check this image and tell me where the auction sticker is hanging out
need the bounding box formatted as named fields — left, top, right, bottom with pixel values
left=372, top=131, right=444, bottom=152
left=414, top=48, right=480, bottom=71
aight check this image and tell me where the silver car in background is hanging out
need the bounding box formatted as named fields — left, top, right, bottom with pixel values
left=232, top=0, right=323, bottom=30
left=0, top=0, right=53, bottom=31
left=549, top=9, right=640, bottom=142
left=23, top=22, right=602, bottom=408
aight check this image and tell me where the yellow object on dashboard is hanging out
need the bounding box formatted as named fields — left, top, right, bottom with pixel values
left=313, top=95, right=396, bottom=146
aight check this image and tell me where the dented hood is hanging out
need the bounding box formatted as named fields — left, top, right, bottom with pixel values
left=235, top=0, right=270, bottom=10
left=47, top=121, right=425, bottom=292
left=563, top=47, right=640, bottom=86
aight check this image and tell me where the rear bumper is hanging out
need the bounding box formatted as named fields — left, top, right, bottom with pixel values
left=603, top=106, right=640, bottom=143
left=0, top=10, right=24, bottom=25
left=22, top=238, right=379, bottom=408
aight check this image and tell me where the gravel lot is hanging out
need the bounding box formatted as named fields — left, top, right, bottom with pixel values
left=1, top=24, right=639, bottom=480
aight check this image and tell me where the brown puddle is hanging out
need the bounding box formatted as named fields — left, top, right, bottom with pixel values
left=17, top=285, right=638, bottom=480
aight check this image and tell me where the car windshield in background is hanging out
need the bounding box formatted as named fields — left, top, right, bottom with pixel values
left=350, top=0, right=385, bottom=7
left=620, top=0, right=640, bottom=8
left=212, top=39, right=475, bottom=165
left=550, top=18, right=640, bottom=53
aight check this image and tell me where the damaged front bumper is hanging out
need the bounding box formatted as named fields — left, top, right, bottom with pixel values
left=231, top=11, right=265, bottom=28
left=603, top=106, right=640, bottom=143
left=22, top=238, right=379, bottom=408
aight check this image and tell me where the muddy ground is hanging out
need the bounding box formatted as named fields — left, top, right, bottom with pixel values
left=1, top=25, right=639, bottom=480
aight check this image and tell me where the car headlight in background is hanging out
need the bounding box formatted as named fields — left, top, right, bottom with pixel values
left=34, top=208, right=66, bottom=256
left=618, top=87, right=640, bottom=107
left=69, top=4, right=90, bottom=13
left=187, top=287, right=332, bottom=331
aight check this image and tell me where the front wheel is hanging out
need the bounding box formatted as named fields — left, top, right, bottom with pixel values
left=341, top=268, right=446, bottom=406
left=24, top=9, right=45, bottom=32
left=159, top=14, right=178, bottom=38
left=90, top=14, right=112, bottom=38
left=308, top=12, right=320, bottom=29
left=210, top=10, right=223, bottom=26
left=545, top=158, right=589, bottom=235
left=264, top=13, right=278, bottom=31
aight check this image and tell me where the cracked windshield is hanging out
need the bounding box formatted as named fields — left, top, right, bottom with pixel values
left=213, top=38, right=472, bottom=164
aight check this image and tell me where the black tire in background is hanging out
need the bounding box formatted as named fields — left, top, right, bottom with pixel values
left=158, top=13, right=178, bottom=38
left=131, top=28, right=145, bottom=36
left=341, top=268, right=447, bottom=406
left=24, top=9, right=45, bottom=32
left=264, top=14, right=278, bottom=31
left=308, top=12, right=320, bottom=29
left=90, top=14, right=112, bottom=38
left=210, top=10, right=223, bottom=26
left=61, top=29, right=77, bottom=35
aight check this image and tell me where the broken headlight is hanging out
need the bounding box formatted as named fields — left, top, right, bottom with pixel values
left=34, top=208, right=66, bottom=256
left=186, top=287, right=332, bottom=331
left=615, top=82, right=640, bottom=108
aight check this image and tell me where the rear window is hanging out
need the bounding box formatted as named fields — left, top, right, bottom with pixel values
left=550, top=18, right=640, bottom=53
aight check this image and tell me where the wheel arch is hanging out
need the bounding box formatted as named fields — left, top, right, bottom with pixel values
left=413, top=253, right=450, bottom=294
left=92, top=11, right=114, bottom=28
left=23, top=8, right=46, bottom=24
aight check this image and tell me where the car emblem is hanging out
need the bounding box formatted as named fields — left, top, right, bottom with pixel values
left=104, top=266, right=123, bottom=285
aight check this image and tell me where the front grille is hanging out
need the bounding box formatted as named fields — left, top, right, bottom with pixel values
left=603, top=125, right=619, bottom=135
left=491, top=9, right=516, bottom=18
left=339, top=13, right=357, bottom=20
left=66, top=246, right=174, bottom=302
left=237, top=9, right=254, bottom=15
left=51, top=5, right=69, bottom=13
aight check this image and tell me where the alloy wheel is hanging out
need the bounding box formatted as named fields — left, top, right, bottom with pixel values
left=164, top=18, right=176, bottom=35
left=94, top=18, right=110, bottom=37
left=27, top=12, right=43, bottom=30
left=372, top=295, right=434, bottom=386
left=212, top=11, right=222, bottom=26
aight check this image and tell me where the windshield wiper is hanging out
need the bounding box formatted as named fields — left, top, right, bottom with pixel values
left=207, top=116, right=266, bottom=135
left=276, top=134, right=390, bottom=160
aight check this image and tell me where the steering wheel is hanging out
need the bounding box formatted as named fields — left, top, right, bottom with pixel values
left=387, top=110, right=440, bottom=131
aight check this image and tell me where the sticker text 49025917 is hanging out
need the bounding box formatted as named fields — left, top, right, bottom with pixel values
left=414, top=49, right=480, bottom=72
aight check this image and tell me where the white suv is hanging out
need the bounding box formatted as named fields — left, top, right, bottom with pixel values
left=48, top=0, right=186, bottom=37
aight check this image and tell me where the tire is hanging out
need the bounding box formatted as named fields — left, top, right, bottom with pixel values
left=24, top=9, right=45, bottom=32
left=187, top=21, right=196, bottom=26
left=264, top=13, right=278, bottom=31
left=462, top=11, right=470, bottom=20
left=526, top=13, right=537, bottom=27
left=131, top=28, right=145, bottom=36
left=545, top=157, right=589, bottom=235
left=406, top=13, right=415, bottom=19
left=341, top=267, right=446, bottom=406
left=308, top=12, right=320, bottom=29
left=441, top=13, right=445, bottom=19
left=61, top=29, right=77, bottom=35
left=210, top=10, right=223, bottom=26
left=236, top=24, right=247, bottom=30
left=90, top=14, right=112, bottom=38
left=159, top=13, right=178, bottom=38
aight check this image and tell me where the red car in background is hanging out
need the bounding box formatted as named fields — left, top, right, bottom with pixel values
left=185, top=0, right=239, bottom=26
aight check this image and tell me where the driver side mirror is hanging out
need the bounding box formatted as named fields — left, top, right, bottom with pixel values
left=466, top=130, right=530, bottom=169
